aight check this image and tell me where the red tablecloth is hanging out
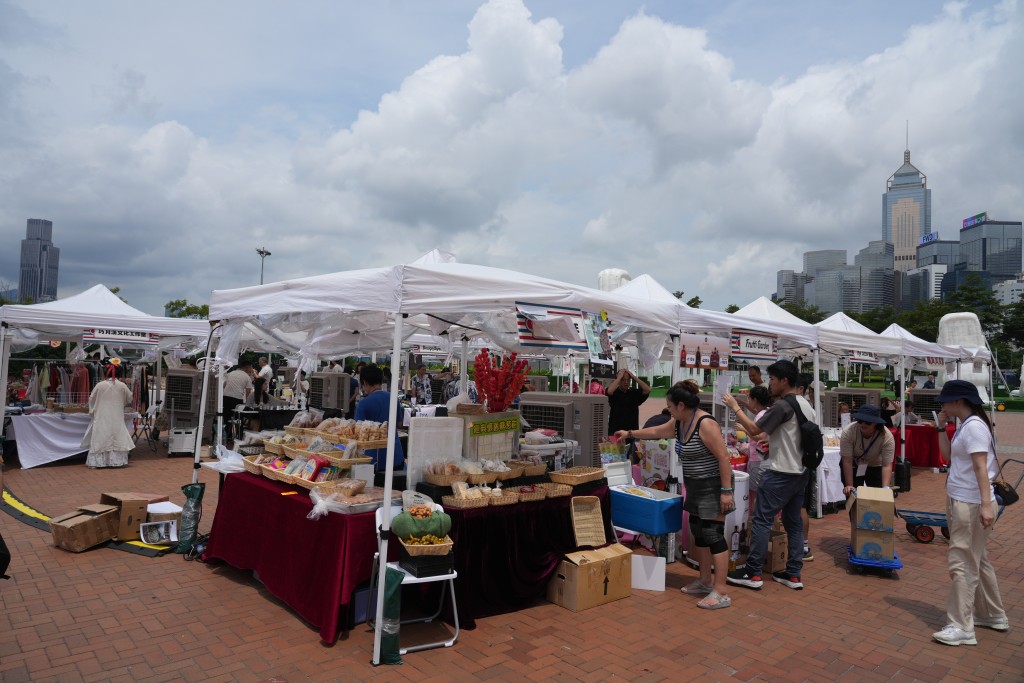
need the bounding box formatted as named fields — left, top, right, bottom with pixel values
left=891, top=425, right=951, bottom=468
left=203, top=472, right=377, bottom=644
left=448, top=485, right=611, bottom=629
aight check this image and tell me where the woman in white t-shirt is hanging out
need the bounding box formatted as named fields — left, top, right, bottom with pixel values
left=932, top=380, right=1008, bottom=646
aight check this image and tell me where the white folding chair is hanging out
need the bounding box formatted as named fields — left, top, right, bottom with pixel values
left=367, top=504, right=459, bottom=654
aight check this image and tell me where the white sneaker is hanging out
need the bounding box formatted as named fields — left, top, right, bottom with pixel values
left=932, top=624, right=977, bottom=646
left=974, top=616, right=1010, bottom=632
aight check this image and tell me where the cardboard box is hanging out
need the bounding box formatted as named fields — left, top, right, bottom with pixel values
left=852, top=528, right=895, bottom=562
left=852, top=486, right=895, bottom=532
left=146, top=501, right=183, bottom=529
left=762, top=530, right=788, bottom=574
left=50, top=504, right=120, bottom=552
left=100, top=492, right=167, bottom=541
left=610, top=486, right=683, bottom=536
left=547, top=543, right=632, bottom=611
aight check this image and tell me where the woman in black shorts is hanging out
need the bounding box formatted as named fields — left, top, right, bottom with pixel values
left=616, top=385, right=735, bottom=609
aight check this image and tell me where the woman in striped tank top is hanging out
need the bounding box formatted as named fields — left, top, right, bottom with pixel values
left=616, top=385, right=735, bottom=609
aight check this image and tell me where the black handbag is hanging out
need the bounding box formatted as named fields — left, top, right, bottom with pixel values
left=993, top=476, right=1018, bottom=506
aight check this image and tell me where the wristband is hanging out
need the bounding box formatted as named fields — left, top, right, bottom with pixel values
left=936, top=427, right=945, bottom=433
left=721, top=487, right=733, bottom=492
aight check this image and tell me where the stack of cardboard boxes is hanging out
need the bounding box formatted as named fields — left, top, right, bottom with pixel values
left=49, top=492, right=178, bottom=552
left=851, top=486, right=896, bottom=561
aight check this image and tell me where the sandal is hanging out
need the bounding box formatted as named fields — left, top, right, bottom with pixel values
left=681, top=580, right=713, bottom=595
left=697, top=592, right=732, bottom=610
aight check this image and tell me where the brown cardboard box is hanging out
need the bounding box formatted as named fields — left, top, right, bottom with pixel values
left=852, top=486, right=895, bottom=532
left=146, top=502, right=183, bottom=529
left=852, top=528, right=895, bottom=562
left=99, top=492, right=167, bottom=541
left=50, top=504, right=120, bottom=552
left=762, top=530, right=788, bottom=574
left=547, top=543, right=632, bottom=611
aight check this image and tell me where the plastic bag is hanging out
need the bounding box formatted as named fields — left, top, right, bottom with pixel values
left=174, top=483, right=205, bottom=554
left=307, top=487, right=349, bottom=520
left=215, top=446, right=246, bottom=472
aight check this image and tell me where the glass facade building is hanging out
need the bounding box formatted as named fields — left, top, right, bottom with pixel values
left=883, top=149, right=931, bottom=273
left=802, top=250, right=847, bottom=278
left=916, top=239, right=959, bottom=268
left=855, top=241, right=895, bottom=310
left=18, top=218, right=60, bottom=303
left=957, top=219, right=1023, bottom=284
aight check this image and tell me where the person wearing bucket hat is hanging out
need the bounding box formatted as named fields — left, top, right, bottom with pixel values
left=840, top=404, right=895, bottom=497
left=932, top=379, right=1008, bottom=646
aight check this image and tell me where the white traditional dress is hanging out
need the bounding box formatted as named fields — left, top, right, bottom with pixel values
left=82, top=379, right=134, bottom=467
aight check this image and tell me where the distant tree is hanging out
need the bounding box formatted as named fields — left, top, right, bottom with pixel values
left=850, top=307, right=897, bottom=333
left=775, top=299, right=827, bottom=324
left=0, top=279, right=16, bottom=304
left=893, top=299, right=952, bottom=342
left=672, top=290, right=684, bottom=299
left=686, top=296, right=702, bottom=309
left=108, top=286, right=128, bottom=303
left=945, top=272, right=1003, bottom=336
left=165, top=299, right=210, bottom=319
left=725, top=304, right=740, bottom=313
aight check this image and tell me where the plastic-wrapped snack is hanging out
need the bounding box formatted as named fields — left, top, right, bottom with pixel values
left=451, top=481, right=470, bottom=499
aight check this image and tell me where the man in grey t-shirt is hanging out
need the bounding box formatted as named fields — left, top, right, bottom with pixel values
left=722, top=360, right=813, bottom=591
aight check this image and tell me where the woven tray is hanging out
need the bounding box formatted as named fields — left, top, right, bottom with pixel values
left=513, top=462, right=548, bottom=477
left=466, top=472, right=499, bottom=485
left=237, top=444, right=265, bottom=457
left=313, top=479, right=367, bottom=497
left=314, top=431, right=354, bottom=445
left=515, top=489, right=546, bottom=503
left=298, top=449, right=374, bottom=468
left=283, top=426, right=306, bottom=437
left=571, top=496, right=607, bottom=547
left=441, top=495, right=489, bottom=509
left=488, top=492, right=519, bottom=506
left=548, top=467, right=605, bottom=486
left=261, top=464, right=293, bottom=482
left=492, top=465, right=525, bottom=481
left=281, top=442, right=311, bottom=458
left=538, top=482, right=572, bottom=498
left=398, top=535, right=453, bottom=556
left=264, top=442, right=284, bottom=455
left=242, top=455, right=265, bottom=475
left=425, top=473, right=469, bottom=486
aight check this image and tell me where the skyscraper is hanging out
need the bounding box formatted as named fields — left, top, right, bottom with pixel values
left=855, top=241, right=896, bottom=310
left=18, top=218, right=60, bottom=303
left=883, top=145, right=931, bottom=273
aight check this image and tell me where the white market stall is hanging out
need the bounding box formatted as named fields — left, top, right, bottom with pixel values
left=0, top=285, right=210, bottom=468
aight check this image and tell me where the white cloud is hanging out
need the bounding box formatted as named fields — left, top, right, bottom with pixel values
left=0, top=0, right=1020, bottom=317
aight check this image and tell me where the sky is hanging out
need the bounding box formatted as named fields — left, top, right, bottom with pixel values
left=0, top=0, right=1021, bottom=315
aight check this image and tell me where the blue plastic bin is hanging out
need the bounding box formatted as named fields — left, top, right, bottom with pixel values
left=610, top=486, right=683, bottom=536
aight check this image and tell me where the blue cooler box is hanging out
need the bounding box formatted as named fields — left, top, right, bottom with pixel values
left=611, top=485, right=683, bottom=536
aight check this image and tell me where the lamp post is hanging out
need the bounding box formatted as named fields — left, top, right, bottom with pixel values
left=256, top=247, right=272, bottom=285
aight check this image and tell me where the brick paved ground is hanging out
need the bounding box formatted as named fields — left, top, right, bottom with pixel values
left=1, top=411, right=1022, bottom=682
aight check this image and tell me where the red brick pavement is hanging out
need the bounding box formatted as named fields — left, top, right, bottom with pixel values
left=1, top=415, right=1022, bottom=682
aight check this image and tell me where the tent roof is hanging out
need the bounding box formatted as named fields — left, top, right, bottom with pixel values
left=734, top=297, right=809, bottom=327
left=879, top=323, right=964, bottom=360
left=0, top=285, right=210, bottom=341
left=815, top=312, right=903, bottom=357
left=613, top=274, right=680, bottom=304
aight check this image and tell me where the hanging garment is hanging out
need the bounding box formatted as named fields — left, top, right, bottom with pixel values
left=82, top=379, right=134, bottom=468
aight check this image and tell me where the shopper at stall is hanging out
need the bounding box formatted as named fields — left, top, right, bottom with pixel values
left=932, top=380, right=1008, bottom=645
left=356, top=364, right=404, bottom=470
left=748, top=366, right=765, bottom=388
left=744, top=385, right=772, bottom=512
left=607, top=368, right=651, bottom=434
left=892, top=400, right=921, bottom=427
left=83, top=363, right=134, bottom=468
left=722, top=360, right=812, bottom=591
left=840, top=404, right=895, bottom=498
left=796, top=375, right=815, bottom=561
left=222, top=361, right=253, bottom=441
left=411, top=364, right=432, bottom=405
left=615, top=385, right=734, bottom=609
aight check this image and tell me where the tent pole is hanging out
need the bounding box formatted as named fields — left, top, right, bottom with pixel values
left=372, top=313, right=405, bottom=666
left=216, top=363, right=225, bottom=450
left=899, top=358, right=906, bottom=465
left=460, top=336, right=469, bottom=395
left=192, top=342, right=214, bottom=484
left=670, top=334, right=680, bottom=386
left=813, top=348, right=822, bottom=519
left=0, top=322, right=9, bottom=409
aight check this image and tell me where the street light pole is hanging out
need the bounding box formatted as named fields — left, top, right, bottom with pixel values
left=256, top=247, right=272, bottom=285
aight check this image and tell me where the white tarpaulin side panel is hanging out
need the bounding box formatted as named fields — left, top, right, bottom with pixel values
left=209, top=266, right=405, bottom=319
left=815, top=312, right=903, bottom=357
left=0, top=284, right=209, bottom=341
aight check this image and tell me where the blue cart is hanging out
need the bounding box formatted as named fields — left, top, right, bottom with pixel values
left=847, top=545, right=903, bottom=577
left=897, top=457, right=1023, bottom=543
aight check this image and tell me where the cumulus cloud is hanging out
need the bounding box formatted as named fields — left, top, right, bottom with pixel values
left=0, top=0, right=1020, bottom=315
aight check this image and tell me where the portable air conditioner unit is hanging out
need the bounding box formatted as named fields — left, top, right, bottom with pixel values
left=908, top=389, right=942, bottom=418
left=308, top=372, right=352, bottom=411
left=163, top=368, right=215, bottom=439
left=524, top=376, right=549, bottom=392
left=520, top=393, right=608, bottom=467
left=822, top=388, right=882, bottom=427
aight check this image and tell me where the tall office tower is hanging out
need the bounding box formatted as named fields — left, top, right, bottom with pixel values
left=802, top=250, right=847, bottom=278
left=18, top=218, right=60, bottom=303
left=813, top=266, right=861, bottom=315
left=855, top=241, right=895, bottom=311
left=957, top=216, right=1023, bottom=284
left=775, top=270, right=808, bottom=304
left=883, top=145, right=931, bottom=273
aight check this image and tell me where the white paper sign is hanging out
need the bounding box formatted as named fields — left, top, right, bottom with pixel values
left=713, top=375, right=734, bottom=406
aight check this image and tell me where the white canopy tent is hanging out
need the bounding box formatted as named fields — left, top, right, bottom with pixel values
left=207, top=256, right=689, bottom=664
left=0, top=284, right=210, bottom=407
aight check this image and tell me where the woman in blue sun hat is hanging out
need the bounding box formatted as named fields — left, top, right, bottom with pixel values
left=931, top=380, right=1008, bottom=646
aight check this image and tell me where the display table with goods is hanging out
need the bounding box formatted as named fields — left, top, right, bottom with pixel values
left=5, top=412, right=136, bottom=469
left=203, top=471, right=388, bottom=644
left=891, top=424, right=949, bottom=468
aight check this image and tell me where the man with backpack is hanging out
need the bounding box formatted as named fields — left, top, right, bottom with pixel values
left=722, top=360, right=819, bottom=591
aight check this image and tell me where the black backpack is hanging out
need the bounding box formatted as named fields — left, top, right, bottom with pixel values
left=782, top=394, right=825, bottom=472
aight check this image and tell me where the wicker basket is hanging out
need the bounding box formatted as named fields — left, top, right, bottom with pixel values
left=515, top=489, right=546, bottom=503
left=237, top=444, right=265, bottom=457
left=538, top=482, right=572, bottom=498
left=242, top=455, right=265, bottom=475
left=509, top=461, right=548, bottom=476
left=465, top=471, right=499, bottom=485
left=571, top=496, right=607, bottom=547
left=264, top=442, right=284, bottom=455
left=441, top=495, right=489, bottom=509
left=316, top=452, right=374, bottom=468
left=283, top=426, right=306, bottom=437
left=314, top=431, right=353, bottom=445
left=492, top=465, right=525, bottom=481
left=425, top=473, right=469, bottom=486
left=454, top=402, right=486, bottom=415
left=548, top=467, right=605, bottom=486
left=282, top=442, right=311, bottom=458
left=488, top=492, right=520, bottom=506
left=398, top=535, right=453, bottom=556
left=261, top=465, right=293, bottom=482
left=313, top=479, right=367, bottom=497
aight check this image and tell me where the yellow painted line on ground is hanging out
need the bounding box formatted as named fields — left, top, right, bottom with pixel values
left=2, top=488, right=51, bottom=521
